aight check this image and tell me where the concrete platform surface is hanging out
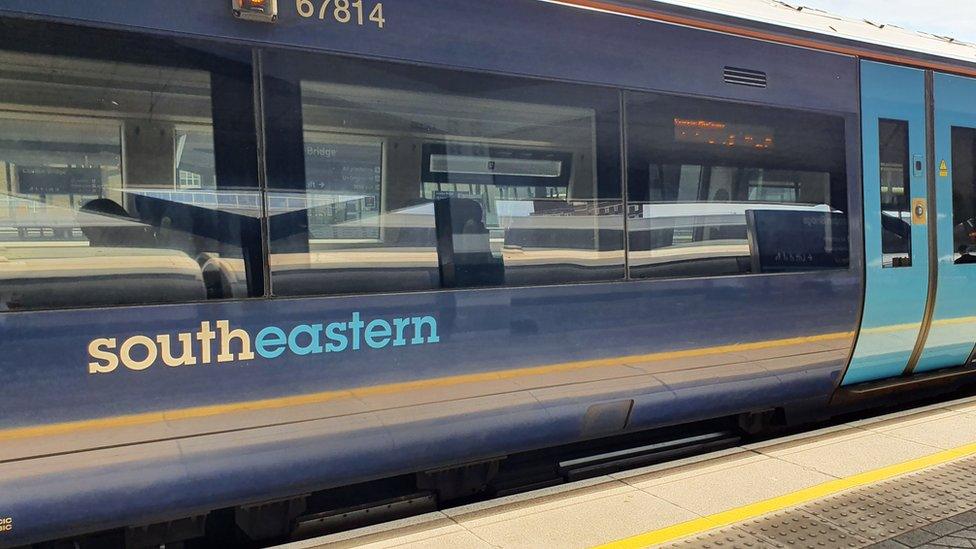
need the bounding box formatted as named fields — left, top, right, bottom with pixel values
left=276, top=395, right=976, bottom=549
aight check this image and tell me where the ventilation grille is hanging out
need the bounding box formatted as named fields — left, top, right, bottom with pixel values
left=724, top=66, right=768, bottom=88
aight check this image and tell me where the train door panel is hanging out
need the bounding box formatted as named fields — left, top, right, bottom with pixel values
left=843, top=62, right=930, bottom=385
left=915, top=73, right=976, bottom=373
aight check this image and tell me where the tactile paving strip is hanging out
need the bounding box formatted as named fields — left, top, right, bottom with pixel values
left=660, top=527, right=782, bottom=548
left=928, top=459, right=976, bottom=500
left=737, top=510, right=873, bottom=549
left=865, top=475, right=976, bottom=522
left=870, top=511, right=976, bottom=548
left=663, top=457, right=976, bottom=548
left=800, top=491, right=930, bottom=543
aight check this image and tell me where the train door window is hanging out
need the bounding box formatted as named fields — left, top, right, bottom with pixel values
left=625, top=92, right=850, bottom=279
left=0, top=19, right=261, bottom=311
left=879, top=119, right=912, bottom=267
left=952, top=127, right=976, bottom=264
left=261, top=51, right=624, bottom=296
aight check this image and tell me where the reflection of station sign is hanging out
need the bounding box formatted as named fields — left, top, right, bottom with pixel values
left=18, top=166, right=102, bottom=195
left=304, top=141, right=382, bottom=203
left=304, top=140, right=383, bottom=240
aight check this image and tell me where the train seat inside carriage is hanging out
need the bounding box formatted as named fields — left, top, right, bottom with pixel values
left=0, top=195, right=207, bottom=310
left=0, top=247, right=206, bottom=311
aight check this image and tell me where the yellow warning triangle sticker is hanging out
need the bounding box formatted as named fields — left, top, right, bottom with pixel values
left=940, top=160, right=949, bottom=176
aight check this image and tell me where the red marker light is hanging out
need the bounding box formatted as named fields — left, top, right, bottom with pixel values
left=232, top=0, right=278, bottom=22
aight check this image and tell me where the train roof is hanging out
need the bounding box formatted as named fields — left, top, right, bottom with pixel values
left=558, top=0, right=976, bottom=75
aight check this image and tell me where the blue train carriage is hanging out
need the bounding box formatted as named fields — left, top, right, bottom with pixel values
left=0, top=0, right=975, bottom=545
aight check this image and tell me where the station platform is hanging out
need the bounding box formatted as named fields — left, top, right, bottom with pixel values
left=279, top=395, right=976, bottom=549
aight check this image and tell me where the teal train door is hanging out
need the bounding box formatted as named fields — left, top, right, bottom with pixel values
left=843, top=61, right=931, bottom=385
left=914, top=73, right=976, bottom=373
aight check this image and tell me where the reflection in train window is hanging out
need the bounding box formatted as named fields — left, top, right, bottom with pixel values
left=262, top=53, right=624, bottom=296
left=952, top=127, right=976, bottom=264
left=0, top=21, right=260, bottom=311
left=879, top=119, right=912, bottom=268
left=625, top=92, right=850, bottom=279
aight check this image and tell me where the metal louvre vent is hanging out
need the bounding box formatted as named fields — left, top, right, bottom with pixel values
left=724, top=66, right=768, bottom=88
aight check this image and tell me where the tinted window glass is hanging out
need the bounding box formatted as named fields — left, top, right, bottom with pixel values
left=0, top=20, right=260, bottom=311
left=879, top=119, right=912, bottom=267
left=625, top=92, right=849, bottom=279
left=952, top=127, right=976, bottom=264
left=262, top=52, right=623, bottom=296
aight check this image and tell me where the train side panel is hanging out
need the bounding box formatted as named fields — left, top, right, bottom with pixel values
left=0, top=1, right=862, bottom=545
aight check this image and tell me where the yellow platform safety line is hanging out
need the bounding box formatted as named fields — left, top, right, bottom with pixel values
left=594, top=441, right=976, bottom=549
left=0, top=331, right=852, bottom=443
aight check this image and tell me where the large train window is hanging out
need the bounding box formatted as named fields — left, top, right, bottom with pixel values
left=625, top=92, right=849, bottom=279
left=879, top=119, right=912, bottom=268
left=0, top=20, right=261, bottom=311
left=952, top=127, right=976, bottom=264
left=261, top=52, right=624, bottom=296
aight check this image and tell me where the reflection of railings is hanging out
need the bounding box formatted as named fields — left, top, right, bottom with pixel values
left=117, top=191, right=627, bottom=225
left=122, top=188, right=370, bottom=217
left=122, top=188, right=263, bottom=217
left=326, top=199, right=624, bottom=230
left=628, top=202, right=835, bottom=231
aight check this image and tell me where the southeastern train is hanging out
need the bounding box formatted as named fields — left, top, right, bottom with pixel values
left=2, top=0, right=976, bottom=546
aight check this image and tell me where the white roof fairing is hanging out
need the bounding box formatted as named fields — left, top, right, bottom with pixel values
left=567, top=0, right=976, bottom=67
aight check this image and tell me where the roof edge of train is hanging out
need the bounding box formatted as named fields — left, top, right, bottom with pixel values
left=544, top=0, right=976, bottom=76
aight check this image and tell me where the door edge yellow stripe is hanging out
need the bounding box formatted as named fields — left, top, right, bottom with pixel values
left=593, top=441, right=976, bottom=549
left=0, top=331, right=852, bottom=443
